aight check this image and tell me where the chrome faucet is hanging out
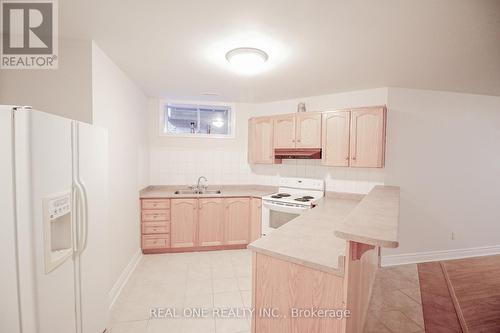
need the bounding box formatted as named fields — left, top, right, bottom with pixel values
left=196, top=176, right=208, bottom=192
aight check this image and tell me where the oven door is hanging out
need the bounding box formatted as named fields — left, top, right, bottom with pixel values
left=261, top=201, right=308, bottom=236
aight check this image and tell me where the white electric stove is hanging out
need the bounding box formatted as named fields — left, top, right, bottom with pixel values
left=261, top=177, right=325, bottom=236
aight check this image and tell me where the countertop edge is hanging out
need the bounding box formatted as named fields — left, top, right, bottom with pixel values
left=334, top=185, right=400, bottom=248
left=247, top=245, right=345, bottom=277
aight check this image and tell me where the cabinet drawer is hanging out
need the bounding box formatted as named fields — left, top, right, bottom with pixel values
left=142, top=223, right=170, bottom=234
left=142, top=210, right=170, bottom=221
left=142, top=199, right=170, bottom=210
left=142, top=234, right=170, bottom=249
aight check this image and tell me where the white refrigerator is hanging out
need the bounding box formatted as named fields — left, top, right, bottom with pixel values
left=1, top=106, right=109, bottom=333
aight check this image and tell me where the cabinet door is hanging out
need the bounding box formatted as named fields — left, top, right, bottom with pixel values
left=248, top=118, right=256, bottom=164
left=252, top=117, right=274, bottom=163
left=224, top=198, right=250, bottom=245
left=296, top=112, right=321, bottom=148
left=321, top=111, right=351, bottom=166
left=170, top=198, right=198, bottom=248
left=198, top=198, right=224, bottom=247
left=273, top=114, right=296, bottom=148
left=349, top=107, right=386, bottom=167
left=249, top=198, right=262, bottom=242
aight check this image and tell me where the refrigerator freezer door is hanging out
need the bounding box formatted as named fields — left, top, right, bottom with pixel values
left=0, top=107, right=21, bottom=333
left=15, top=109, right=77, bottom=333
left=75, top=121, right=109, bottom=333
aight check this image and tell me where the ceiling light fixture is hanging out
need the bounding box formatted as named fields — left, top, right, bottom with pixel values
left=225, top=47, right=269, bottom=75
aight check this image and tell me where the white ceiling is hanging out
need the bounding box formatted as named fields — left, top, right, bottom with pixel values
left=62, top=0, right=500, bottom=102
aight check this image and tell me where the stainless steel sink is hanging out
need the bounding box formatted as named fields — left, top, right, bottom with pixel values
left=201, top=189, right=222, bottom=195
left=173, top=189, right=222, bottom=195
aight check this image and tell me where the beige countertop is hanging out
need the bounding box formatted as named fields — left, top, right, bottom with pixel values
left=248, top=186, right=400, bottom=276
left=248, top=195, right=362, bottom=276
left=140, top=185, right=277, bottom=199
left=334, top=185, right=400, bottom=248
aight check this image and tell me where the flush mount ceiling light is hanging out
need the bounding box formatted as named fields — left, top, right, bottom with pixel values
left=225, top=47, right=269, bottom=75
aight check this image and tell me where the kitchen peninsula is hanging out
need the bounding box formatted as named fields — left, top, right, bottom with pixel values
left=248, top=185, right=400, bottom=333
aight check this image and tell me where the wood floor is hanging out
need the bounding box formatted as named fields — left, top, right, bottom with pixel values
left=418, top=255, right=500, bottom=333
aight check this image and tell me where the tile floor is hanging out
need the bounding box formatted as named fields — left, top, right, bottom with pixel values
left=108, top=250, right=253, bottom=333
left=364, top=264, right=425, bottom=333
left=108, top=250, right=425, bottom=333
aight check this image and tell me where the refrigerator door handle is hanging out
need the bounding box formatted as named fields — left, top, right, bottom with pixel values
left=74, top=179, right=88, bottom=255
left=79, top=179, right=89, bottom=254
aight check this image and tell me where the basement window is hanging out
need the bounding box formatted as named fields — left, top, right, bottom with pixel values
left=160, top=102, right=234, bottom=138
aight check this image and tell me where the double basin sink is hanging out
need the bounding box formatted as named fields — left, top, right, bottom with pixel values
left=174, top=189, right=222, bottom=195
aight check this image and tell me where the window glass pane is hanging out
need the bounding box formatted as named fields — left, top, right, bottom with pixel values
left=166, top=104, right=198, bottom=133
left=199, top=107, right=229, bottom=135
left=164, top=103, right=232, bottom=136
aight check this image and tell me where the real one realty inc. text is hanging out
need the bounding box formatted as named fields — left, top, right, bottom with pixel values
left=150, top=307, right=351, bottom=320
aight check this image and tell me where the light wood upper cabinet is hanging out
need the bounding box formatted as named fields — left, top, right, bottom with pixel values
left=321, top=111, right=351, bottom=167
left=248, top=117, right=274, bottom=164
left=250, top=198, right=262, bottom=243
left=170, top=198, right=198, bottom=248
left=224, top=198, right=250, bottom=245
left=296, top=113, right=322, bottom=148
left=198, top=198, right=224, bottom=247
left=273, top=114, right=296, bottom=148
left=248, top=107, right=386, bottom=167
left=350, top=107, right=386, bottom=168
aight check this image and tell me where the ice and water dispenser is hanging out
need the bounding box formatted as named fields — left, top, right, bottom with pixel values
left=43, top=192, right=73, bottom=273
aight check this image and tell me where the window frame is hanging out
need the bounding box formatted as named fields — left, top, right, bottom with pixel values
left=158, top=100, right=236, bottom=139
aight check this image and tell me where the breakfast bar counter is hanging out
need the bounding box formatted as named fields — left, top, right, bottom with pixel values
left=248, top=185, right=400, bottom=333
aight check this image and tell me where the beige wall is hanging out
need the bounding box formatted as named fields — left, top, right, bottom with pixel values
left=0, top=38, right=93, bottom=123
left=149, top=88, right=387, bottom=193
left=384, top=87, right=500, bottom=258
left=91, top=42, right=150, bottom=294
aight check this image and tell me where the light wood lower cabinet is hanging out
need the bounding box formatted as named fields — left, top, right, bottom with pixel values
left=142, top=196, right=257, bottom=253
left=250, top=198, right=262, bottom=242
left=140, top=199, right=170, bottom=252
left=198, top=198, right=224, bottom=247
left=224, top=197, right=250, bottom=245
left=170, top=198, right=198, bottom=248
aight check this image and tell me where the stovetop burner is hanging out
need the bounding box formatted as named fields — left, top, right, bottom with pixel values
left=294, top=197, right=311, bottom=202
left=271, top=193, right=291, bottom=198
left=302, top=196, right=314, bottom=200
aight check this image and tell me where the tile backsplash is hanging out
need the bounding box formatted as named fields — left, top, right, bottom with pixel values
left=150, top=147, right=385, bottom=194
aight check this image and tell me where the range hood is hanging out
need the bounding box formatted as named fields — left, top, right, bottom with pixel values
left=274, top=148, right=322, bottom=160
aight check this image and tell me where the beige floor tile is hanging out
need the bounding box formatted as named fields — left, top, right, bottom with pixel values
left=184, top=293, right=214, bottom=308
left=181, top=318, right=216, bottom=333
left=240, top=291, right=252, bottom=308
left=107, top=320, right=149, bottom=333
left=234, top=265, right=251, bottom=278
left=213, top=277, right=240, bottom=293
left=147, top=318, right=182, bottom=333
left=213, top=291, right=244, bottom=308
left=378, top=310, right=422, bottom=333
left=237, top=277, right=251, bottom=291
left=399, top=304, right=424, bottom=328
left=186, top=279, right=213, bottom=296
left=213, top=267, right=236, bottom=279
left=215, top=317, right=250, bottom=333
left=399, top=287, right=422, bottom=304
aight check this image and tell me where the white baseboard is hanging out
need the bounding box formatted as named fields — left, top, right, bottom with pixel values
left=108, top=249, right=142, bottom=309
left=381, top=245, right=500, bottom=267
